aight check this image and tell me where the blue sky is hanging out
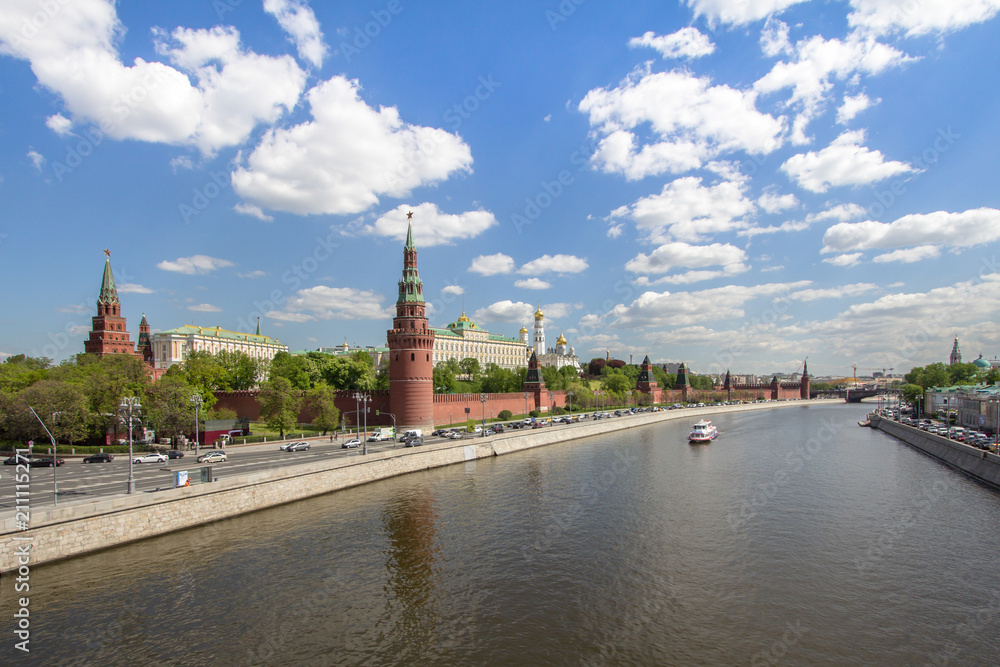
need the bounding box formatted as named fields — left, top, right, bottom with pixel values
left=3, top=0, right=1000, bottom=378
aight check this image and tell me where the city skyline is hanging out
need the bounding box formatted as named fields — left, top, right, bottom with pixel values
left=2, top=1, right=1000, bottom=376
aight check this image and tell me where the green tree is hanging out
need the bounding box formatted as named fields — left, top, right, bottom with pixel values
left=0, top=355, right=51, bottom=394
left=12, top=379, right=89, bottom=445
left=258, top=376, right=301, bottom=439
left=900, top=383, right=924, bottom=411
left=948, top=362, right=979, bottom=385
left=84, top=354, right=153, bottom=440
left=433, top=364, right=459, bottom=393
left=216, top=349, right=267, bottom=390
left=481, top=364, right=523, bottom=393
left=304, top=382, right=339, bottom=434
left=497, top=409, right=513, bottom=421
left=269, top=351, right=312, bottom=389
left=458, top=357, right=482, bottom=382
left=905, top=363, right=950, bottom=389
left=143, top=373, right=197, bottom=439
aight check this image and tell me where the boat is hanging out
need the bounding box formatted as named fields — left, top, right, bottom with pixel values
left=689, top=419, right=718, bottom=443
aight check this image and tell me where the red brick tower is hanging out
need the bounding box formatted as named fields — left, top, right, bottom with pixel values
left=636, top=354, right=658, bottom=398
left=800, top=359, right=811, bottom=399
left=137, top=313, right=154, bottom=363
left=523, top=350, right=546, bottom=411
left=84, top=250, right=139, bottom=357
left=388, top=213, right=436, bottom=431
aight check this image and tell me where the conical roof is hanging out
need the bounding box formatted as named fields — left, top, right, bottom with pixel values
left=98, top=254, right=120, bottom=307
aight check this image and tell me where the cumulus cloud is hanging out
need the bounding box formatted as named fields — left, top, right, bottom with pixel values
left=806, top=203, right=867, bottom=223
left=267, top=286, right=389, bottom=321
left=872, top=245, right=941, bottom=263
left=610, top=175, right=754, bottom=242
left=684, top=0, right=811, bottom=26
left=468, top=253, right=515, bottom=276
left=519, top=254, right=588, bottom=275
left=351, top=203, right=496, bottom=247
left=0, top=3, right=307, bottom=155
left=781, top=130, right=916, bottom=192
left=579, top=68, right=785, bottom=179
left=45, top=114, right=73, bottom=136
left=822, top=208, right=1000, bottom=253
left=157, top=255, right=234, bottom=275
left=757, top=190, right=799, bottom=213
left=837, top=92, right=876, bottom=124
left=823, top=253, right=863, bottom=267
left=442, top=285, right=465, bottom=295
left=625, top=241, right=748, bottom=276
left=472, top=300, right=579, bottom=324
left=264, top=0, right=327, bottom=68
left=188, top=303, right=222, bottom=312
left=607, top=223, right=624, bottom=239
left=628, top=28, right=715, bottom=59
left=787, top=283, right=880, bottom=301
left=514, top=278, right=552, bottom=290
left=118, top=283, right=155, bottom=294
left=848, top=0, right=1000, bottom=36
left=231, top=76, right=473, bottom=216
left=760, top=18, right=793, bottom=57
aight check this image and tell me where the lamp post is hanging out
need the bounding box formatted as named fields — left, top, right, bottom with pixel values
left=523, top=392, right=529, bottom=418
left=28, top=407, right=59, bottom=505
left=119, top=397, right=141, bottom=494
left=548, top=391, right=554, bottom=415
left=566, top=391, right=574, bottom=415
left=353, top=392, right=371, bottom=454
left=480, top=394, right=487, bottom=437
left=191, top=393, right=203, bottom=456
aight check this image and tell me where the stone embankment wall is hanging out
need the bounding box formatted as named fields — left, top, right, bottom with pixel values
left=872, top=416, right=1000, bottom=488
left=0, top=400, right=831, bottom=571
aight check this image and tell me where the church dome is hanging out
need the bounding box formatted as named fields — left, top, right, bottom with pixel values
left=519, top=323, right=528, bottom=334
left=534, top=304, right=544, bottom=320
left=457, top=310, right=471, bottom=323
left=974, top=354, right=990, bottom=369
left=556, top=332, right=567, bottom=345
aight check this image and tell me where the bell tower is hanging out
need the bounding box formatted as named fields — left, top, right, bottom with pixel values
left=387, top=213, right=436, bottom=431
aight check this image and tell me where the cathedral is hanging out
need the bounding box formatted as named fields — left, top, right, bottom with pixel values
left=518, top=304, right=581, bottom=372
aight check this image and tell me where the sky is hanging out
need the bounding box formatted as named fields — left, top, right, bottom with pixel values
left=2, top=0, right=1000, bottom=378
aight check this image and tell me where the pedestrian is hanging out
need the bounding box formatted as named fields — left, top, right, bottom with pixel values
left=330, top=434, right=333, bottom=443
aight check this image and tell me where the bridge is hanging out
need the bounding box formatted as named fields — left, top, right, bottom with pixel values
left=810, top=388, right=901, bottom=403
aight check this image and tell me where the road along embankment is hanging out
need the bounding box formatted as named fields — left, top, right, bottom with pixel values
left=871, top=416, right=1000, bottom=489
left=0, top=400, right=834, bottom=570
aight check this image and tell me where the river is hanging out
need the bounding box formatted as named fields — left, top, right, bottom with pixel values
left=3, top=402, right=1000, bottom=665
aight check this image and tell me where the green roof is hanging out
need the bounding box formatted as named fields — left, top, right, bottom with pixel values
left=429, top=326, right=522, bottom=344
left=157, top=324, right=283, bottom=345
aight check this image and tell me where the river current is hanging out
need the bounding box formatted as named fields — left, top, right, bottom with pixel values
left=3, top=402, right=1000, bottom=665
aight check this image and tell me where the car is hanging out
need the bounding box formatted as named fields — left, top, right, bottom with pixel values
left=82, top=453, right=115, bottom=463
left=284, top=441, right=311, bottom=452
left=279, top=441, right=306, bottom=451
left=166, top=450, right=185, bottom=459
left=402, top=436, right=423, bottom=447
left=197, top=451, right=227, bottom=463
left=30, top=456, right=65, bottom=467
left=341, top=438, right=361, bottom=449
left=447, top=431, right=464, bottom=439
left=133, top=453, right=168, bottom=464
left=3, top=454, right=30, bottom=465
left=367, top=434, right=385, bottom=442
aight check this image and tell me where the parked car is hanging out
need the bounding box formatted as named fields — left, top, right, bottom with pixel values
left=197, top=450, right=227, bottom=463
left=284, top=441, right=311, bottom=452
left=133, top=452, right=168, bottom=464
left=3, top=455, right=30, bottom=465
left=166, top=450, right=185, bottom=459
left=30, top=457, right=65, bottom=467
left=341, top=439, right=361, bottom=449
left=82, top=453, right=115, bottom=463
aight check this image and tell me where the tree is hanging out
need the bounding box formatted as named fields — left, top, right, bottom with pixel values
left=0, top=355, right=51, bottom=394
left=304, top=382, right=339, bottom=434
left=143, top=373, right=197, bottom=439
left=258, top=377, right=301, bottom=439
left=480, top=364, right=523, bottom=393
left=11, top=380, right=89, bottom=445
left=433, top=364, right=459, bottom=393
left=269, top=351, right=311, bottom=389
left=948, top=362, right=979, bottom=385
left=905, top=363, right=951, bottom=389
left=216, top=349, right=268, bottom=390
left=182, top=350, right=228, bottom=400
left=458, top=357, right=482, bottom=382
left=498, top=409, right=513, bottom=421
left=588, top=358, right=606, bottom=376
left=84, top=354, right=153, bottom=439
left=900, top=383, right=924, bottom=411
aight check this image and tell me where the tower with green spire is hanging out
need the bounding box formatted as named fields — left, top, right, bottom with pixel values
left=84, top=250, right=140, bottom=358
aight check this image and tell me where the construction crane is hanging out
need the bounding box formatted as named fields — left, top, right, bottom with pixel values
left=852, top=365, right=894, bottom=385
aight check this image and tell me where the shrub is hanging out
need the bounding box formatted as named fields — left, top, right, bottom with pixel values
left=552, top=406, right=566, bottom=415
left=529, top=410, right=540, bottom=418
left=497, top=410, right=513, bottom=421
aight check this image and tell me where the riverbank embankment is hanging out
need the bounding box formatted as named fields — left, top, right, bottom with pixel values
left=0, top=399, right=836, bottom=571
left=870, top=415, right=1000, bottom=489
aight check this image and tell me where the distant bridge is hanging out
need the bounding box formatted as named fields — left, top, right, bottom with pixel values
left=810, top=388, right=901, bottom=403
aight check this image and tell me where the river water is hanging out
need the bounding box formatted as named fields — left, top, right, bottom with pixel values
left=4, top=403, right=1000, bottom=666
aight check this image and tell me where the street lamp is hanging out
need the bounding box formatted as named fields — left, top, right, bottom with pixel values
left=353, top=392, right=371, bottom=454
left=566, top=391, right=574, bottom=415
left=118, top=397, right=141, bottom=494
left=191, top=393, right=203, bottom=456
left=28, top=407, right=59, bottom=505
left=523, top=392, right=529, bottom=418
left=480, top=394, right=487, bottom=437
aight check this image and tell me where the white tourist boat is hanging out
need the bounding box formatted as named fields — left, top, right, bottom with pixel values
left=689, top=419, right=718, bottom=443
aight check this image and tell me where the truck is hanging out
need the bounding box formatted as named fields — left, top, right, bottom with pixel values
left=367, top=427, right=396, bottom=442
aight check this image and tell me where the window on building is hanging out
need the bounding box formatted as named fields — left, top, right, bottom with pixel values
left=411, top=353, right=415, bottom=361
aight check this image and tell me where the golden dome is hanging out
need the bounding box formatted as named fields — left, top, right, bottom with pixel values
left=519, top=322, right=528, bottom=334
left=534, top=303, right=544, bottom=320
left=457, top=309, right=471, bottom=322
left=556, top=332, right=567, bottom=345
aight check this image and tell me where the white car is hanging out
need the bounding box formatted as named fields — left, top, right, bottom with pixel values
left=197, top=451, right=227, bottom=463
left=341, top=438, right=361, bottom=449
left=133, top=453, right=168, bottom=464
left=279, top=441, right=306, bottom=451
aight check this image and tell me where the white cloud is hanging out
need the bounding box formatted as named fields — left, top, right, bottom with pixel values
left=837, top=92, right=876, bottom=124
left=263, top=0, right=328, bottom=68
left=760, top=18, right=792, bottom=57
left=268, top=286, right=389, bottom=321
left=872, top=245, right=941, bottom=263
left=628, top=28, right=715, bottom=59
left=757, top=190, right=799, bottom=213
left=685, top=0, right=811, bottom=26
left=607, top=223, right=624, bottom=239
left=188, top=303, right=222, bottom=312
left=848, top=0, right=1000, bottom=37
left=519, top=254, right=588, bottom=275
left=806, top=203, right=866, bottom=223
left=469, top=253, right=515, bottom=276
left=55, top=304, right=89, bottom=314
left=170, top=155, right=194, bottom=172
left=237, top=270, right=267, bottom=278
left=0, top=3, right=307, bottom=156
left=611, top=175, right=754, bottom=242
left=352, top=203, right=496, bottom=247
left=45, top=114, right=73, bottom=136
left=823, top=253, right=863, bottom=267
left=234, top=203, right=273, bottom=221
left=27, top=150, right=44, bottom=171
left=625, top=241, right=748, bottom=276
left=68, top=324, right=90, bottom=336
left=787, top=283, right=880, bottom=301
left=442, top=285, right=465, bottom=296
left=781, top=130, right=916, bottom=192
left=472, top=300, right=532, bottom=323
left=157, top=255, right=234, bottom=275
left=822, top=208, right=1000, bottom=253
left=514, top=278, right=552, bottom=290
left=738, top=221, right=810, bottom=237
left=231, top=76, right=473, bottom=216
left=118, top=283, right=154, bottom=294
left=579, top=68, right=785, bottom=179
